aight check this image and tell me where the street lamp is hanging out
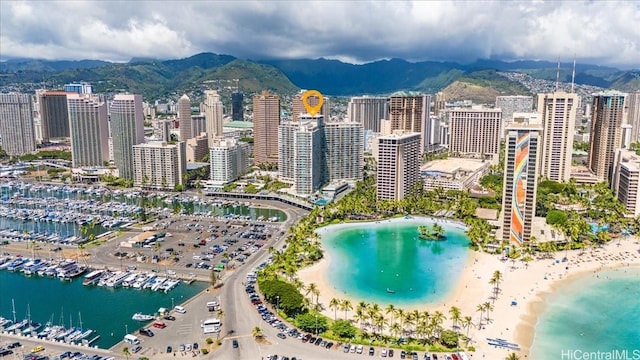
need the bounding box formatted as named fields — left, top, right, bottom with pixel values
left=315, top=313, right=318, bottom=335
left=125, top=324, right=128, bottom=335
left=171, top=297, right=174, bottom=309
left=276, top=296, right=280, bottom=313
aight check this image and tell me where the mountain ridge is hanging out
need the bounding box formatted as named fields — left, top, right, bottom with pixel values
left=1, top=53, right=638, bottom=100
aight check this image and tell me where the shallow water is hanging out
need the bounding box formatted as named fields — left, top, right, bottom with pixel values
left=530, top=267, right=640, bottom=359
left=320, top=218, right=471, bottom=306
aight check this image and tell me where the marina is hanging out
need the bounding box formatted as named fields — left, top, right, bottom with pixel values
left=0, top=181, right=286, bottom=244
left=0, top=256, right=191, bottom=293
left=0, top=268, right=207, bottom=349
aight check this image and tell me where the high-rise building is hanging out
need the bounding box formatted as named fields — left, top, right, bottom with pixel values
left=279, top=116, right=363, bottom=195
left=63, top=82, right=92, bottom=94
left=232, top=92, right=244, bottom=121
left=501, top=120, right=542, bottom=246
left=186, top=134, right=208, bottom=162
left=448, top=107, right=502, bottom=161
left=612, top=149, right=640, bottom=217
left=537, top=92, right=578, bottom=182
left=588, top=91, right=627, bottom=183
left=434, top=92, right=446, bottom=117
left=110, top=94, right=145, bottom=179
left=132, top=141, right=186, bottom=190
left=191, top=115, right=206, bottom=138
left=253, top=91, right=280, bottom=165
left=496, top=95, right=534, bottom=134
left=625, top=91, right=640, bottom=143
left=388, top=94, right=431, bottom=152
left=209, top=138, right=250, bottom=185
left=38, top=91, right=70, bottom=141
left=376, top=132, right=421, bottom=201
left=178, top=94, right=192, bottom=141
left=203, top=90, right=224, bottom=146
left=347, top=96, right=388, bottom=132
left=0, top=93, right=36, bottom=156
left=324, top=121, right=364, bottom=182
left=67, top=93, right=109, bottom=167
left=278, top=116, right=325, bottom=195
left=292, top=92, right=330, bottom=122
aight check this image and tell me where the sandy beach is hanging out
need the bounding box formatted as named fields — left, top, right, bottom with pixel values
left=297, top=217, right=640, bottom=358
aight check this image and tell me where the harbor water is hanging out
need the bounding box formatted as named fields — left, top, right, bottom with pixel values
left=0, top=270, right=207, bottom=348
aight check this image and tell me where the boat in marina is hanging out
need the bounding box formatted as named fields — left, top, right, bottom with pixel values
left=121, top=272, right=138, bottom=287
left=82, top=270, right=104, bottom=286
left=151, top=277, right=167, bottom=291
left=0, top=317, right=13, bottom=328
left=5, top=319, right=28, bottom=332
left=142, top=274, right=157, bottom=289
left=6, top=258, right=27, bottom=271
left=161, top=278, right=181, bottom=293
left=106, top=271, right=129, bottom=287
left=60, top=264, right=87, bottom=280
left=132, top=313, right=154, bottom=321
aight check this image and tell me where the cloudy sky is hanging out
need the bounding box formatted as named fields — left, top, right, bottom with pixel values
left=1, top=1, right=639, bottom=68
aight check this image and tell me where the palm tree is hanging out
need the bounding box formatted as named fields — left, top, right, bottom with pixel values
left=329, top=298, right=340, bottom=320
left=395, top=308, right=405, bottom=333
left=121, top=346, right=130, bottom=360
left=449, top=306, right=462, bottom=330
left=505, top=353, right=520, bottom=360
left=252, top=326, right=264, bottom=339
left=483, top=301, right=494, bottom=322
left=340, top=299, right=353, bottom=320
left=389, top=322, right=402, bottom=339
left=305, top=283, right=318, bottom=301
left=460, top=316, right=474, bottom=344
left=476, top=304, right=484, bottom=329
left=432, top=223, right=445, bottom=239
left=385, top=304, right=396, bottom=324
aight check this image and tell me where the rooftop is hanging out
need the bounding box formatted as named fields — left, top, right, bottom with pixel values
left=223, top=121, right=254, bottom=129
left=421, top=157, right=488, bottom=175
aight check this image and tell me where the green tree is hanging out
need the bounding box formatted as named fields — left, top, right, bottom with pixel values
left=506, top=353, right=521, bottom=360
left=340, top=299, right=353, bottom=320
left=329, top=298, right=340, bottom=320
left=252, top=326, right=263, bottom=339
left=330, top=319, right=357, bottom=339
left=258, top=278, right=305, bottom=316
left=121, top=346, right=130, bottom=360
left=294, top=312, right=327, bottom=334
left=439, top=329, right=459, bottom=348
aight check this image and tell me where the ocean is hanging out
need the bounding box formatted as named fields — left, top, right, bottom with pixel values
left=530, top=267, right=640, bottom=359
left=0, top=270, right=207, bottom=348
left=320, top=218, right=471, bottom=306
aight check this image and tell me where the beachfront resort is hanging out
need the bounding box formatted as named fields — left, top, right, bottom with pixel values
left=259, top=176, right=640, bottom=359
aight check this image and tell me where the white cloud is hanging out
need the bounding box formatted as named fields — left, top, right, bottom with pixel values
left=0, top=0, right=638, bottom=68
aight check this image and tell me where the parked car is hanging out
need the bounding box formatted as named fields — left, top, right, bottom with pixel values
left=277, top=333, right=287, bottom=339
left=232, top=340, right=239, bottom=348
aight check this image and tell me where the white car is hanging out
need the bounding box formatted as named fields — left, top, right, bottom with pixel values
left=356, top=344, right=363, bottom=353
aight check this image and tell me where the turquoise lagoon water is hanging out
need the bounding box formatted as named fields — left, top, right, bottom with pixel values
left=530, top=267, right=640, bottom=359
left=320, top=218, right=471, bottom=306
left=0, top=271, right=207, bottom=348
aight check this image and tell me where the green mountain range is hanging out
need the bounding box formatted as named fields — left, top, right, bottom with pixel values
left=1, top=53, right=638, bottom=101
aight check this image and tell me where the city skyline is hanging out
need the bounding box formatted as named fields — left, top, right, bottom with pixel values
left=1, top=1, right=638, bottom=68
